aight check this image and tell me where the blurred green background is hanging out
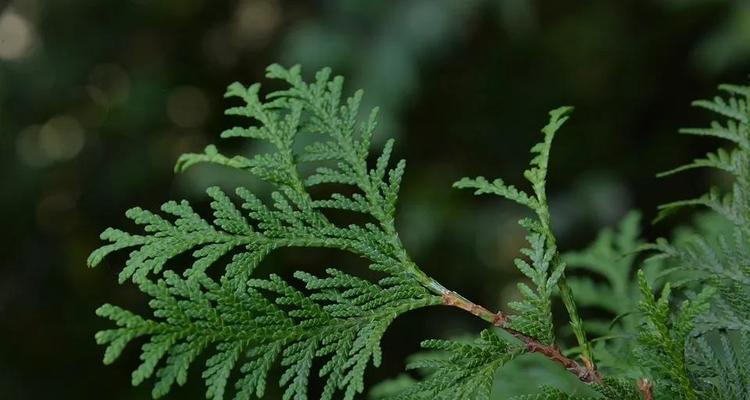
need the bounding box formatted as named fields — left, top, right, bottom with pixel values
left=1, top=0, right=750, bottom=398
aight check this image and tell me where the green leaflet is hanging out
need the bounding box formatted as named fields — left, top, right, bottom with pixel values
left=650, top=83, right=750, bottom=330
left=95, top=269, right=439, bottom=400
left=656, top=84, right=750, bottom=226
left=90, top=64, right=442, bottom=399
left=506, top=377, right=640, bottom=400
left=643, top=82, right=750, bottom=399
left=559, top=212, right=645, bottom=373
left=563, top=211, right=643, bottom=323
left=91, top=65, right=416, bottom=286
left=455, top=106, right=589, bottom=352
left=386, top=330, right=522, bottom=400
left=374, top=340, right=640, bottom=400
left=635, top=271, right=715, bottom=400
left=687, top=330, right=750, bottom=399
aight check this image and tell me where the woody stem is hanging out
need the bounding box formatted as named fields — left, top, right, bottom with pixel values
left=439, top=289, right=602, bottom=384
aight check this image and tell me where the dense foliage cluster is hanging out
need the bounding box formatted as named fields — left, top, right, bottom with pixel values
left=90, top=65, right=750, bottom=399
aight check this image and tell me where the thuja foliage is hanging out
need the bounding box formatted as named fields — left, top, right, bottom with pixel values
left=89, top=65, right=750, bottom=399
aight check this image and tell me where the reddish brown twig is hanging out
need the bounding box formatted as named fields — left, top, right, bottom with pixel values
left=500, top=326, right=602, bottom=383
left=441, top=291, right=602, bottom=384
left=638, top=378, right=654, bottom=400
left=441, top=290, right=509, bottom=325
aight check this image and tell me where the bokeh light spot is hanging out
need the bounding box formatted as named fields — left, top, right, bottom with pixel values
left=234, top=0, right=281, bottom=47
left=0, top=10, right=34, bottom=60
left=16, top=116, right=86, bottom=167
left=39, top=116, right=86, bottom=161
left=167, top=86, right=210, bottom=128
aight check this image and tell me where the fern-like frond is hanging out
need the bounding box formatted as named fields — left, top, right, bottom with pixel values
left=687, top=330, right=750, bottom=399
left=563, top=211, right=643, bottom=322
left=635, top=270, right=714, bottom=400
left=453, top=176, right=539, bottom=210
left=639, top=81, right=750, bottom=400
left=455, top=106, right=572, bottom=223
left=589, top=377, right=641, bottom=399
left=647, top=82, right=750, bottom=336
left=96, top=268, right=439, bottom=400
left=508, top=386, right=596, bottom=400
left=524, top=106, right=574, bottom=210
left=656, top=83, right=750, bottom=225
left=88, top=187, right=262, bottom=283
left=507, top=376, right=641, bottom=400
left=507, top=229, right=564, bottom=344
left=452, top=107, right=573, bottom=343
left=387, top=330, right=521, bottom=400
left=645, top=234, right=750, bottom=333
left=454, top=106, right=593, bottom=367
left=692, top=94, right=748, bottom=125
left=92, top=67, right=750, bottom=400
left=90, top=65, right=448, bottom=399
left=559, top=212, right=647, bottom=374
left=91, top=65, right=419, bottom=284
left=88, top=184, right=409, bottom=285
left=647, top=81, right=750, bottom=337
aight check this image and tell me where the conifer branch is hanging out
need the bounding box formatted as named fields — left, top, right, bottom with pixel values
left=89, top=66, right=750, bottom=400
left=421, top=272, right=601, bottom=383
left=439, top=290, right=602, bottom=383
left=454, top=106, right=601, bottom=384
